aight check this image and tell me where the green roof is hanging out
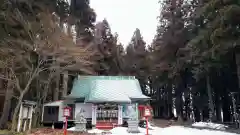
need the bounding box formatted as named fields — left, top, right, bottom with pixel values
left=85, top=80, right=132, bottom=103
left=66, top=76, right=150, bottom=103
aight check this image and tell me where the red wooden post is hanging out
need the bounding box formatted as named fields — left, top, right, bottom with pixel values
left=64, top=116, right=68, bottom=135
left=146, top=116, right=149, bottom=135
left=144, top=107, right=151, bottom=135
left=63, top=107, right=71, bottom=135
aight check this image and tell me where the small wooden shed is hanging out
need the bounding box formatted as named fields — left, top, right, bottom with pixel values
left=17, top=100, right=36, bottom=132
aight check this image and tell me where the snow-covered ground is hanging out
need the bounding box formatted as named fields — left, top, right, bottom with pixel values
left=68, top=122, right=239, bottom=135
left=85, top=126, right=239, bottom=135
left=192, top=122, right=228, bottom=130
left=160, top=126, right=238, bottom=135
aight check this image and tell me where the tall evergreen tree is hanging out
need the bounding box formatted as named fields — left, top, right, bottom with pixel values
left=151, top=0, right=191, bottom=121
left=70, top=0, right=96, bottom=43
left=183, top=0, right=240, bottom=121
left=125, top=28, right=150, bottom=94
left=94, top=19, right=125, bottom=75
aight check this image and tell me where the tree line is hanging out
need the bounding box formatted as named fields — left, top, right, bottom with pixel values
left=0, top=0, right=240, bottom=131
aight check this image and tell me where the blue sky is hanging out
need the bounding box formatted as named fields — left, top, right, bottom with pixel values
left=90, top=0, right=159, bottom=46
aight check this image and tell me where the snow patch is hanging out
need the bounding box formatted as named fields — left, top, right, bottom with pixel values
left=110, top=127, right=130, bottom=135
left=68, top=127, right=105, bottom=134
left=192, top=122, right=228, bottom=130
left=110, top=126, right=162, bottom=135
left=109, top=126, right=236, bottom=135
left=160, top=126, right=237, bottom=135
left=88, top=128, right=105, bottom=134
left=67, top=126, right=76, bottom=131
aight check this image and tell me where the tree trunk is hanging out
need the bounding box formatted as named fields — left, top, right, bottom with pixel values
left=220, top=105, right=224, bottom=122
left=53, top=81, right=59, bottom=101
left=62, top=71, right=68, bottom=98
left=53, top=62, right=60, bottom=101
left=167, top=84, right=173, bottom=118
left=35, top=72, right=55, bottom=127
left=67, top=24, right=72, bottom=36
left=11, top=93, right=24, bottom=131
left=0, top=79, right=13, bottom=129
left=206, top=75, right=215, bottom=122
left=172, top=85, right=177, bottom=118
left=200, top=110, right=203, bottom=121
left=32, top=80, right=41, bottom=128
left=217, top=97, right=224, bottom=122
left=235, top=53, right=240, bottom=88
left=0, top=68, right=14, bottom=129
left=32, top=104, right=41, bottom=128
left=230, top=93, right=238, bottom=126
left=189, top=87, right=195, bottom=122
left=176, top=93, right=184, bottom=123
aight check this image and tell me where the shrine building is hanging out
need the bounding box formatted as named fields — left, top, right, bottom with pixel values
left=42, top=76, right=150, bottom=129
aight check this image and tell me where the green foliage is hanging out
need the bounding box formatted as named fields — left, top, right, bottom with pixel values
left=94, top=19, right=125, bottom=75
left=151, top=0, right=190, bottom=82
left=70, top=0, right=96, bottom=40
left=183, top=0, right=240, bottom=80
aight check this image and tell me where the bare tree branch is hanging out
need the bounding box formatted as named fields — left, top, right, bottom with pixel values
left=0, top=75, right=13, bottom=81
left=9, top=68, right=22, bottom=92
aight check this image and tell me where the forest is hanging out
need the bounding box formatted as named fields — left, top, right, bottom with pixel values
left=0, top=0, right=240, bottom=131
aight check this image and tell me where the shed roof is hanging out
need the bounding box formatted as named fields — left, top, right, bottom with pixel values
left=43, top=100, right=63, bottom=106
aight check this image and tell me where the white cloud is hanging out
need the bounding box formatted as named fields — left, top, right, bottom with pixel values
left=90, top=0, right=159, bottom=46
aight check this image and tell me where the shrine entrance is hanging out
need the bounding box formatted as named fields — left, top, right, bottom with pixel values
left=96, top=104, right=119, bottom=129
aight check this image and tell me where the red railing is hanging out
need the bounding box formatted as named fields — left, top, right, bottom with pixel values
left=95, top=120, right=118, bottom=130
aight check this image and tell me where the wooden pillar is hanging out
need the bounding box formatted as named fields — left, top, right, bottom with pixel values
left=118, top=105, right=123, bottom=125
left=17, top=103, right=23, bottom=132
left=92, top=105, right=97, bottom=126
left=23, top=106, right=29, bottom=132
left=41, top=105, right=44, bottom=123
left=28, top=106, right=33, bottom=130
left=23, top=119, right=27, bottom=131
